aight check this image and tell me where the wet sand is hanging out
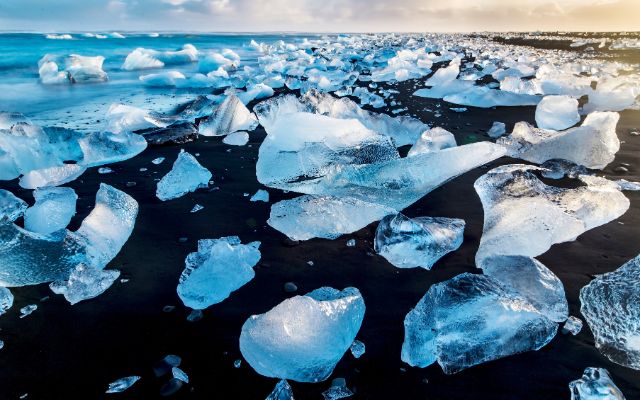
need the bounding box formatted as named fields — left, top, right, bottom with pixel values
left=1, top=59, right=639, bottom=400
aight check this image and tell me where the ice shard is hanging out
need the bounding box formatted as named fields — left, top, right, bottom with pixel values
left=50, top=264, right=120, bottom=305
left=580, top=255, right=640, bottom=370
left=569, top=368, right=625, bottom=400
left=266, top=380, right=295, bottom=400
left=240, top=287, right=365, bottom=382
left=401, top=273, right=557, bottom=374
left=106, top=376, right=140, bottom=393
left=198, top=95, right=258, bottom=137
left=156, top=150, right=212, bottom=201
left=24, top=187, right=77, bottom=235
left=177, top=237, right=261, bottom=310
left=374, top=213, right=464, bottom=270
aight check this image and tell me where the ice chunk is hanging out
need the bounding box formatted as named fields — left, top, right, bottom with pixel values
left=140, top=70, right=186, bottom=87
left=240, top=287, right=365, bottom=382
left=374, top=213, right=464, bottom=270
left=177, top=237, right=261, bottom=310
left=487, top=122, right=506, bottom=138
left=0, top=287, right=13, bottom=314
left=268, top=196, right=395, bottom=241
left=443, top=86, right=541, bottom=108
left=50, top=264, right=120, bottom=305
left=481, top=255, right=568, bottom=323
left=563, top=316, right=583, bottom=335
left=401, top=273, right=557, bottom=374
left=19, top=304, right=37, bottom=318
left=24, top=187, right=77, bottom=235
left=66, top=55, right=108, bottom=83
left=498, top=112, right=620, bottom=169
left=238, top=83, right=274, bottom=104
left=584, top=75, right=640, bottom=113
left=266, top=380, right=294, bottom=400
left=190, top=204, right=203, bottom=213
left=0, top=184, right=137, bottom=287
left=222, top=131, right=249, bottom=146
left=322, top=385, right=354, bottom=400
left=140, top=122, right=198, bottom=146
left=580, top=254, right=640, bottom=370
left=569, top=368, right=625, bottom=400
left=0, top=189, right=27, bottom=221
left=535, top=95, right=580, bottom=130
left=250, top=189, right=269, bottom=203
left=407, top=127, right=457, bottom=157
left=122, top=45, right=198, bottom=70
left=152, top=157, right=165, bottom=165
left=172, top=367, right=189, bottom=383
left=350, top=340, right=365, bottom=358
left=198, top=95, right=258, bottom=137
left=156, top=150, right=212, bottom=201
left=475, top=165, right=629, bottom=268
left=106, top=376, right=140, bottom=393
left=19, top=164, right=86, bottom=189
left=104, top=103, right=168, bottom=134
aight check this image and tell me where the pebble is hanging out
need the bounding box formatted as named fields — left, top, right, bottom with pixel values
left=284, top=282, right=298, bottom=293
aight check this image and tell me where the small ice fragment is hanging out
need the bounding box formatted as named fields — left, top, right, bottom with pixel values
left=243, top=193, right=249, bottom=197
left=535, top=95, right=580, bottom=130
left=346, top=239, right=356, bottom=247
left=322, top=380, right=354, bottom=400
left=407, top=127, right=457, bottom=157
left=152, top=157, right=165, bottom=165
left=19, top=304, right=37, bottom=318
left=98, top=167, right=113, bottom=174
left=563, top=316, right=583, bottom=335
left=172, top=367, right=189, bottom=383
left=450, top=107, right=467, bottom=113
left=106, top=376, right=140, bottom=393
left=159, top=379, right=184, bottom=396
left=153, top=355, right=182, bottom=377
left=266, top=380, right=294, bottom=400
left=350, top=340, right=365, bottom=358
left=190, top=204, right=204, bottom=213
left=156, top=150, right=212, bottom=201
left=222, top=131, right=249, bottom=146
left=187, top=309, right=203, bottom=322
left=0, top=339, right=4, bottom=350
left=250, top=189, right=269, bottom=203
left=307, top=261, right=314, bottom=267
left=487, top=122, right=506, bottom=138
left=49, top=264, right=120, bottom=305
left=139, top=167, right=147, bottom=172
left=234, top=359, right=241, bottom=368
left=569, top=368, right=625, bottom=400
left=0, top=287, right=14, bottom=315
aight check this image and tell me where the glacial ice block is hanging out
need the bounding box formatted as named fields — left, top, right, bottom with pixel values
left=580, top=254, right=640, bottom=370
left=50, top=264, right=120, bottom=305
left=0, top=184, right=137, bottom=287
left=401, top=273, right=557, bottom=374
left=268, top=196, right=395, bottom=241
left=156, top=150, right=212, bottom=201
left=240, top=287, right=365, bottom=382
left=198, top=95, right=258, bottom=137
left=407, top=127, right=457, bottom=157
left=104, top=104, right=169, bottom=134
left=122, top=45, right=198, bottom=70
left=498, top=112, right=620, bottom=169
left=569, top=368, right=625, bottom=400
left=475, top=165, right=629, bottom=268
left=0, top=189, right=27, bottom=221
left=535, top=95, right=580, bottom=130
left=24, top=187, right=77, bottom=235
left=374, top=213, right=464, bottom=270
left=177, top=237, right=261, bottom=310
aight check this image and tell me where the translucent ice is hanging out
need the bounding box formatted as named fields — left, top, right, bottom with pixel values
left=475, top=165, right=629, bottom=267
left=177, top=237, right=261, bottom=310
left=266, top=380, right=294, bottom=400
left=106, top=376, right=140, bottom=393
left=0, top=189, right=27, bottom=221
left=580, top=254, right=640, bottom=370
left=250, top=189, right=269, bottom=203
left=374, top=213, right=464, bottom=270
left=407, top=127, right=457, bottom=157
left=563, top=316, right=583, bottom=335
left=156, top=150, right=212, bottom=201
left=104, top=103, right=168, bottom=134
left=19, top=165, right=86, bottom=189
left=140, top=71, right=186, bottom=87
left=0, top=287, right=13, bottom=315
left=535, top=95, right=580, bottom=130
left=401, top=273, right=557, bottom=374
left=24, top=187, right=77, bottom=235
left=487, top=122, right=506, bottom=138
left=222, top=131, right=249, bottom=146
left=122, top=45, right=198, bottom=70
left=50, top=264, right=120, bottom=305
left=350, top=340, right=365, bottom=358
left=240, top=287, right=365, bottom=382
left=237, top=83, right=274, bottom=104
left=19, top=304, right=37, bottom=318
left=198, top=95, right=258, bottom=137
left=569, top=368, right=625, bottom=400
left=498, top=112, right=620, bottom=169
left=268, top=196, right=395, bottom=241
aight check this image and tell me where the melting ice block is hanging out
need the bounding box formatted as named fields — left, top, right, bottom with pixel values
left=24, top=187, right=77, bottom=235
left=569, top=368, right=625, bottom=400
left=535, top=95, right=580, bottom=130
left=498, top=112, right=620, bottom=169
left=50, top=264, right=120, bottom=305
left=222, top=131, right=249, bottom=146
left=240, top=287, right=365, bottom=382
left=0, top=189, right=27, bottom=221
left=198, top=95, right=258, bottom=137
left=401, top=273, right=557, bottom=374
left=374, top=213, right=464, bottom=270
left=156, top=150, right=212, bottom=201
left=0, top=184, right=137, bottom=287
left=580, top=255, right=640, bottom=370
left=268, top=196, right=395, bottom=241
left=475, top=165, right=629, bottom=268
left=407, top=127, right=457, bottom=157
left=177, top=237, right=261, bottom=310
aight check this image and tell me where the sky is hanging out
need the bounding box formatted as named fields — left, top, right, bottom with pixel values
left=0, top=0, right=638, bottom=33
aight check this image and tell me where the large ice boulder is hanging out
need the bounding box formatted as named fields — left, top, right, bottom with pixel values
left=240, top=287, right=365, bottom=382
left=177, top=237, right=261, bottom=310
left=535, top=95, right=580, bottom=130
left=156, top=150, right=212, bottom=201
left=580, top=254, right=640, bottom=370
left=374, top=213, right=464, bottom=270
left=401, top=273, right=557, bottom=374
